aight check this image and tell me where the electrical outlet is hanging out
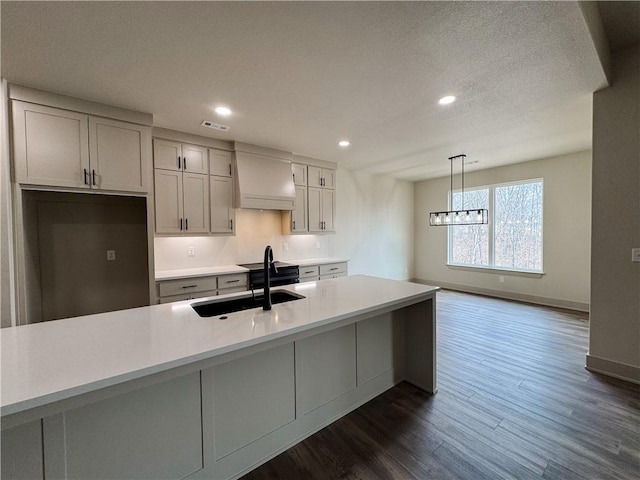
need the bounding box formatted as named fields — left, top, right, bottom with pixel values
left=106, top=250, right=116, bottom=261
left=499, top=276, right=505, bottom=283
left=316, top=241, right=321, bottom=249
left=632, top=248, right=640, bottom=263
left=283, top=243, right=289, bottom=251
left=187, top=246, right=195, bottom=257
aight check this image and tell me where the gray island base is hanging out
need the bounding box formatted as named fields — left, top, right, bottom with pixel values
left=1, top=275, right=438, bottom=479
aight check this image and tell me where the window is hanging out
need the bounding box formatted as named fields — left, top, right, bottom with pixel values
left=448, top=179, right=543, bottom=272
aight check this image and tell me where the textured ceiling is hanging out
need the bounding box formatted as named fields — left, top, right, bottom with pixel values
left=1, top=1, right=611, bottom=180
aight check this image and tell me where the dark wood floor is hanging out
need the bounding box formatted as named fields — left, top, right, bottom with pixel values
left=242, top=290, right=640, bottom=480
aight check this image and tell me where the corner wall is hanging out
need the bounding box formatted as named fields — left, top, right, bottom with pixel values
left=588, top=45, right=640, bottom=383
left=414, top=150, right=592, bottom=310
left=330, top=169, right=414, bottom=280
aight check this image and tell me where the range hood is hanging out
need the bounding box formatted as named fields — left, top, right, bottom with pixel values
left=234, top=143, right=295, bottom=211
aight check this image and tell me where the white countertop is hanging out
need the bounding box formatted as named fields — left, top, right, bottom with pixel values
left=1, top=275, right=437, bottom=417
left=155, top=265, right=249, bottom=281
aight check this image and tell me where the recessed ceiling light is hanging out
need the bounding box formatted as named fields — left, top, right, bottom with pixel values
left=438, top=95, right=456, bottom=105
left=214, top=106, right=232, bottom=116
left=338, top=140, right=350, bottom=147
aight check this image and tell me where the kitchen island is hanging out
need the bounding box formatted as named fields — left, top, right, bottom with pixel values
left=1, top=275, right=439, bottom=480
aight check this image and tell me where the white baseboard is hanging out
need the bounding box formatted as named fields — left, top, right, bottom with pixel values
left=412, top=278, right=589, bottom=312
left=585, top=354, right=640, bottom=385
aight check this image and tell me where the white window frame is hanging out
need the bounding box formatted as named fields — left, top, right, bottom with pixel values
left=447, top=178, right=544, bottom=274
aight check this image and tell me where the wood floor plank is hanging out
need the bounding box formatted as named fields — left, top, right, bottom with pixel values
left=242, top=290, right=640, bottom=480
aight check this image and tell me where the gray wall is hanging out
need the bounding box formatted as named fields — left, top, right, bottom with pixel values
left=414, top=150, right=592, bottom=310
left=588, top=45, right=640, bottom=382
left=27, top=192, right=150, bottom=321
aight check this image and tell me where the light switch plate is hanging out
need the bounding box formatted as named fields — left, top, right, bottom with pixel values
left=188, top=246, right=195, bottom=257
left=106, top=250, right=116, bottom=261
left=632, top=248, right=640, bottom=263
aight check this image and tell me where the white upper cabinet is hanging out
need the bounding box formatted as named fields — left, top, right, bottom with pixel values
left=182, top=173, right=210, bottom=233
left=210, top=176, right=235, bottom=234
left=88, top=117, right=149, bottom=193
left=209, top=149, right=233, bottom=177
left=153, top=139, right=208, bottom=174
left=12, top=101, right=150, bottom=193
left=292, top=163, right=307, bottom=186
left=308, top=166, right=335, bottom=189
left=154, top=170, right=184, bottom=234
left=182, top=144, right=208, bottom=174
left=308, top=187, right=335, bottom=233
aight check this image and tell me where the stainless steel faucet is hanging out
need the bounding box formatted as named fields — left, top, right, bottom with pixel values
left=263, top=245, right=278, bottom=310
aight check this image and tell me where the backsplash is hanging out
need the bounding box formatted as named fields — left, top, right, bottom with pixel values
left=154, top=209, right=330, bottom=271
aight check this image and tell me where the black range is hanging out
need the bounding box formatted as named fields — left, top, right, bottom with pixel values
left=238, top=262, right=300, bottom=290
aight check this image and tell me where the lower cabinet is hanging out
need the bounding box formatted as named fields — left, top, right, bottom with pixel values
left=299, top=261, right=348, bottom=282
left=157, top=273, right=248, bottom=303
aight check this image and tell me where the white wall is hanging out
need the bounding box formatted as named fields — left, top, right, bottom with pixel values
left=588, top=45, right=640, bottom=383
left=414, top=150, right=592, bottom=310
left=330, top=168, right=414, bottom=280
left=155, top=168, right=416, bottom=280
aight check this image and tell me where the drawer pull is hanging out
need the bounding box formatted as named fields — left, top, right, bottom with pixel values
left=329, top=267, right=339, bottom=271
left=181, top=285, right=198, bottom=289
left=304, top=270, right=315, bottom=274
left=225, top=279, right=240, bottom=283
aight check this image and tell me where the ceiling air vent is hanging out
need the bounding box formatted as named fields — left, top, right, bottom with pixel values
left=201, top=120, right=230, bottom=132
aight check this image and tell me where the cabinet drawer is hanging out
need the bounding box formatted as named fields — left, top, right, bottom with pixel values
left=299, top=266, right=319, bottom=279
left=319, top=262, right=347, bottom=276
left=218, top=286, right=248, bottom=295
left=217, top=273, right=248, bottom=290
left=158, top=277, right=218, bottom=297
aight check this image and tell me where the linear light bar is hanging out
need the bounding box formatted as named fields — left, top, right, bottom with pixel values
left=429, top=154, right=489, bottom=227
left=429, top=209, right=488, bottom=226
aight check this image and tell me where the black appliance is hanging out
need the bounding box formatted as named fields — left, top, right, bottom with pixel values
left=238, top=262, right=300, bottom=290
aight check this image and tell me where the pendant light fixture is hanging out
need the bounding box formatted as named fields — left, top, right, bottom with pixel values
left=429, top=154, right=489, bottom=226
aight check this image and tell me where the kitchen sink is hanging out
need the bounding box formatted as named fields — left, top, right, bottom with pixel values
left=191, top=291, right=305, bottom=317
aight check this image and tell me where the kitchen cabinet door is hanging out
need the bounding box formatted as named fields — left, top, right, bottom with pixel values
left=89, top=117, right=150, bottom=193
left=292, top=163, right=307, bottom=186
left=308, top=187, right=322, bottom=233
left=182, top=144, right=208, bottom=174
left=291, top=185, right=308, bottom=233
left=182, top=173, right=209, bottom=233
left=209, top=148, right=233, bottom=177
left=153, top=139, right=182, bottom=171
left=154, top=169, right=183, bottom=234
left=321, top=188, right=335, bottom=232
left=12, top=101, right=90, bottom=189
left=210, top=176, right=235, bottom=234
left=308, top=187, right=335, bottom=233
left=308, top=166, right=335, bottom=189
